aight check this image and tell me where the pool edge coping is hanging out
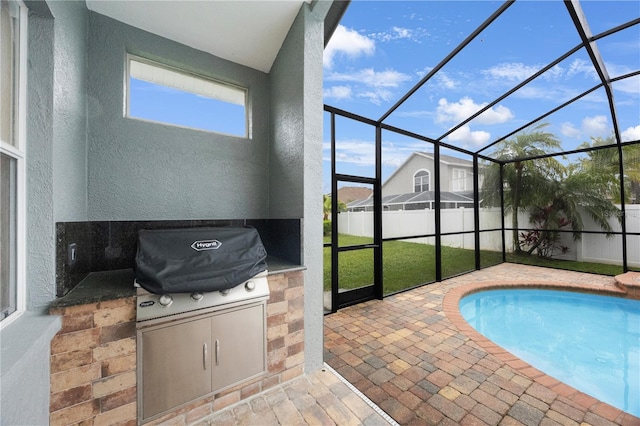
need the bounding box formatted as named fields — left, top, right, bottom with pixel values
left=442, top=280, right=640, bottom=424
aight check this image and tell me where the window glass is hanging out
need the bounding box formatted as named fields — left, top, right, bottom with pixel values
left=0, top=0, right=24, bottom=325
left=452, top=168, right=466, bottom=191
left=1, top=153, right=16, bottom=319
left=414, top=170, right=429, bottom=192
left=126, top=56, right=248, bottom=137
left=0, top=0, right=19, bottom=146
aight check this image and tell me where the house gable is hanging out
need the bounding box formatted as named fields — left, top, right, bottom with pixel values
left=382, top=151, right=474, bottom=196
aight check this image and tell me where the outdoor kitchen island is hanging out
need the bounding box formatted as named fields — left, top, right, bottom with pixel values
left=48, top=256, right=305, bottom=425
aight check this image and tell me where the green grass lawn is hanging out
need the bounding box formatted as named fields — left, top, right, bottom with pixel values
left=505, top=251, right=623, bottom=276
left=324, top=234, right=622, bottom=294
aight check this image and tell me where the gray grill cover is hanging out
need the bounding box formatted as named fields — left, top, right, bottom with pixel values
left=135, top=227, right=267, bottom=294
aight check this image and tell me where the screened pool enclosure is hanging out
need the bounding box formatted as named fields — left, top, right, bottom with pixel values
left=323, top=0, right=640, bottom=312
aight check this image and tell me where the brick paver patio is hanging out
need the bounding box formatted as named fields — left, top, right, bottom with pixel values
left=324, top=263, right=640, bottom=426
left=197, top=366, right=395, bottom=425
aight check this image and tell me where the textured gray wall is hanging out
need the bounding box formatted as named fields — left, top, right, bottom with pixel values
left=52, top=0, right=88, bottom=222
left=26, top=6, right=56, bottom=311
left=270, top=2, right=328, bottom=372
left=0, top=312, right=60, bottom=426
left=86, top=12, right=271, bottom=221
left=269, top=19, right=304, bottom=217
left=0, top=6, right=63, bottom=426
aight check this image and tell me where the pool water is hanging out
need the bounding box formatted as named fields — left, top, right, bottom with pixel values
left=459, top=289, right=639, bottom=417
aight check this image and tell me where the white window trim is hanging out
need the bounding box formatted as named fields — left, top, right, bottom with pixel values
left=124, top=54, right=250, bottom=138
left=413, top=169, right=430, bottom=192
left=0, top=0, right=27, bottom=329
left=452, top=168, right=467, bottom=192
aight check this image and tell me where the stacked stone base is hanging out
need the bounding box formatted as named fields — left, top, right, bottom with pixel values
left=49, top=270, right=304, bottom=425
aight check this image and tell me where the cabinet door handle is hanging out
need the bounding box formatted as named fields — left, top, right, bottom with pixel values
left=203, top=343, right=208, bottom=370
left=215, top=339, right=220, bottom=366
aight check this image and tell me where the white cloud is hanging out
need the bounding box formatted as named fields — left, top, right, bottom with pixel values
left=582, top=115, right=609, bottom=136
left=482, top=62, right=566, bottom=84
left=323, top=86, right=352, bottom=101
left=560, top=116, right=614, bottom=139
left=435, top=73, right=458, bottom=90
left=322, top=139, right=376, bottom=166
left=416, top=66, right=432, bottom=79
left=567, top=59, right=598, bottom=81
left=446, top=125, right=491, bottom=147
left=560, top=122, right=581, bottom=138
left=543, top=64, right=566, bottom=81
left=375, top=26, right=413, bottom=42
left=515, top=85, right=562, bottom=101
left=391, top=27, right=412, bottom=39
left=324, top=25, right=375, bottom=69
left=323, top=139, right=428, bottom=169
left=371, top=26, right=429, bottom=43
left=483, top=63, right=540, bottom=82
left=324, top=68, right=411, bottom=106
left=326, top=68, right=411, bottom=88
left=436, top=97, right=513, bottom=125
left=356, top=89, right=394, bottom=106
left=621, top=125, right=640, bottom=142
left=612, top=74, right=640, bottom=95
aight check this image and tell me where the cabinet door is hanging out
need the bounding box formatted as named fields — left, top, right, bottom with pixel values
left=141, top=317, right=212, bottom=419
left=211, top=303, right=266, bottom=391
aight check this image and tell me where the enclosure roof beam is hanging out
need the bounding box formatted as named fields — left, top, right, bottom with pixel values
left=377, top=0, right=514, bottom=124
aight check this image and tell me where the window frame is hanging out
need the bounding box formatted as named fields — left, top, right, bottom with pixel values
left=452, top=168, right=467, bottom=192
left=413, top=169, right=430, bottom=193
left=124, top=54, right=250, bottom=138
left=0, top=0, right=27, bottom=328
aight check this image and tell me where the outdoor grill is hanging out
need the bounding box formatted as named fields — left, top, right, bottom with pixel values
left=134, top=226, right=270, bottom=322
left=134, top=226, right=270, bottom=423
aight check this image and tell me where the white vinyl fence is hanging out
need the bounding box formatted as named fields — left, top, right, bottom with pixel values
left=337, top=205, right=640, bottom=267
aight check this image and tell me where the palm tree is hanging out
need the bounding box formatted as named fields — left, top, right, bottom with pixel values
left=578, top=136, right=640, bottom=204
left=323, top=194, right=347, bottom=221
left=625, top=143, right=640, bottom=204
left=482, top=123, right=563, bottom=252
left=323, top=195, right=331, bottom=221
left=522, top=165, right=621, bottom=256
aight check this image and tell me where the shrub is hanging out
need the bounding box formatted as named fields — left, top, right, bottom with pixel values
left=323, top=221, right=332, bottom=237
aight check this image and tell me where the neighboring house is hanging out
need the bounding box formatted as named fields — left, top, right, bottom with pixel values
left=347, top=152, right=479, bottom=211
left=0, top=1, right=343, bottom=424
left=383, top=152, right=476, bottom=196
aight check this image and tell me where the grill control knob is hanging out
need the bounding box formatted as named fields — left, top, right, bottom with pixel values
left=191, top=292, right=204, bottom=301
left=158, top=294, right=173, bottom=307
left=219, top=289, right=230, bottom=296
left=245, top=281, right=256, bottom=292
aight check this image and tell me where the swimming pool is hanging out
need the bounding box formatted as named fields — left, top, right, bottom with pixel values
left=459, top=289, right=639, bottom=417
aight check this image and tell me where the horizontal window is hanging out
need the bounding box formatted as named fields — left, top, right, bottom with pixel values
left=126, top=56, right=248, bottom=137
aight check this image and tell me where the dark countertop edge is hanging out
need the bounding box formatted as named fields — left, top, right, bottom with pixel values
left=49, top=269, right=136, bottom=309
left=49, top=257, right=304, bottom=310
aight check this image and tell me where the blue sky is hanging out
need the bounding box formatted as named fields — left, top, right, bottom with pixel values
left=322, top=1, right=640, bottom=193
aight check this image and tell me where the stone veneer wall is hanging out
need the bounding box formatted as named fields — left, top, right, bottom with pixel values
left=49, top=270, right=304, bottom=425
left=49, top=297, right=138, bottom=425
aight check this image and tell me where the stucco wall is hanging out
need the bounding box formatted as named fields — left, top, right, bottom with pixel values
left=26, top=4, right=56, bottom=311
left=269, top=2, right=328, bottom=372
left=86, top=12, right=271, bottom=221
left=1, top=6, right=62, bottom=426
left=52, top=0, right=88, bottom=222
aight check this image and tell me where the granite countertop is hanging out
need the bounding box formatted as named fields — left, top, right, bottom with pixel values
left=49, top=257, right=304, bottom=309
left=49, top=269, right=136, bottom=309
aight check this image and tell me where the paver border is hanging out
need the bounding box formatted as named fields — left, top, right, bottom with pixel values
left=442, top=280, right=639, bottom=423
